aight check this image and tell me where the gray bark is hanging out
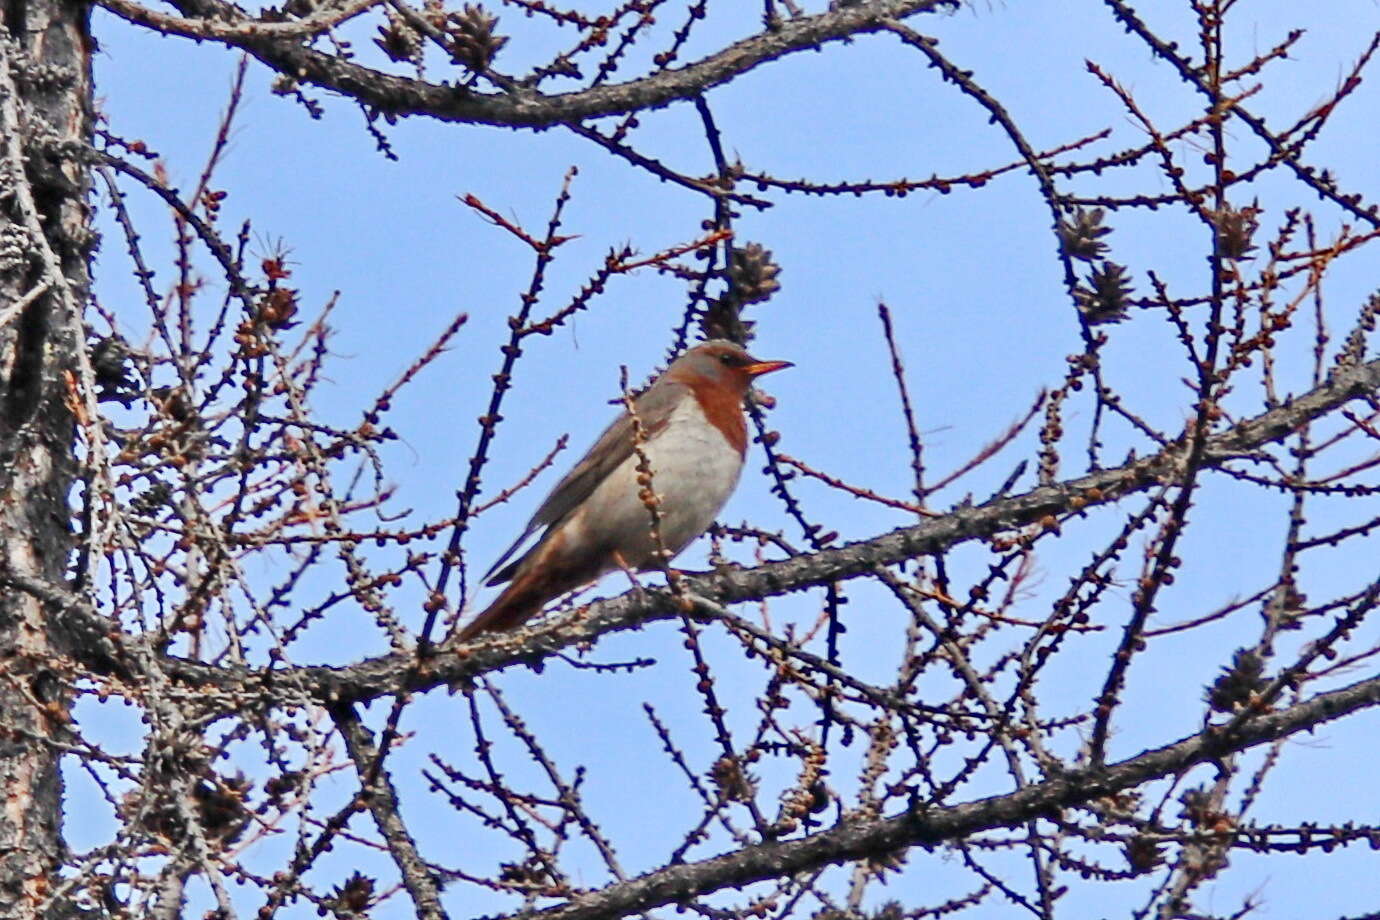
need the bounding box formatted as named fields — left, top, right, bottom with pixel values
left=0, top=0, right=91, bottom=914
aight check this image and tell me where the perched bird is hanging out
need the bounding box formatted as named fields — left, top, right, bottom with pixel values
left=458, top=340, right=792, bottom=642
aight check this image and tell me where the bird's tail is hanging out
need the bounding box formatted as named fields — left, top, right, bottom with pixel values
left=457, top=525, right=609, bottom=643
left=455, top=576, right=547, bottom=643
left=456, top=550, right=594, bottom=643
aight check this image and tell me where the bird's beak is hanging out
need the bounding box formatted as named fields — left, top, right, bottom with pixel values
left=743, top=359, right=793, bottom=378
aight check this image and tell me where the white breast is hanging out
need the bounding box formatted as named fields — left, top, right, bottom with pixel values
left=571, top=396, right=745, bottom=572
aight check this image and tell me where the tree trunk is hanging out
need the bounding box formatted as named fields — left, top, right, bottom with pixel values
left=0, top=0, right=92, bottom=914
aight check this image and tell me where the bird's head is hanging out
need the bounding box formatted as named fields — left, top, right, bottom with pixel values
left=666, top=340, right=793, bottom=394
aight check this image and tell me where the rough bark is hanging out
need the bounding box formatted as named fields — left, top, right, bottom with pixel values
left=0, top=0, right=91, bottom=914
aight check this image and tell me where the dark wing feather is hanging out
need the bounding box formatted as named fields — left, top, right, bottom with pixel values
left=483, top=379, right=686, bottom=585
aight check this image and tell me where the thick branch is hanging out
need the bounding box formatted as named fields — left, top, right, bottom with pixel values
left=510, top=671, right=1380, bottom=920
left=100, top=0, right=955, bottom=126
left=9, top=356, right=1379, bottom=710
left=98, top=0, right=383, bottom=40
left=333, top=705, right=449, bottom=920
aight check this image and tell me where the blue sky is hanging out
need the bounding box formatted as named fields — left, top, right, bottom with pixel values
left=75, top=1, right=1380, bottom=916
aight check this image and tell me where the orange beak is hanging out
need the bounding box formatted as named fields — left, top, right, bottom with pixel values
left=744, top=359, right=793, bottom=378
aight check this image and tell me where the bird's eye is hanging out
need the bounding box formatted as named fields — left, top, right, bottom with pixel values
left=719, top=353, right=735, bottom=365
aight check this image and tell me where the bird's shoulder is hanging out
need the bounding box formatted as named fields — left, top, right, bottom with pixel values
left=529, top=378, right=688, bottom=527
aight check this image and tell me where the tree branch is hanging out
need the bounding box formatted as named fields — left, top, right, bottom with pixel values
left=99, top=0, right=957, bottom=127
left=507, top=671, right=1380, bottom=920
left=7, top=354, right=1378, bottom=709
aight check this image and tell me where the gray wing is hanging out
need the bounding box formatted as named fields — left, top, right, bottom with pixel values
left=483, top=380, right=686, bottom=585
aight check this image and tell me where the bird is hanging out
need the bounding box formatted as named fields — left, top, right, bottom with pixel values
left=457, top=340, right=792, bottom=642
